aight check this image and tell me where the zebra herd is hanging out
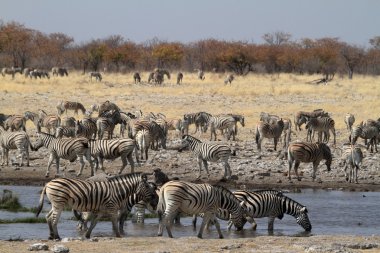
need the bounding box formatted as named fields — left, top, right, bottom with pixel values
left=2, top=100, right=380, bottom=240
left=35, top=169, right=311, bottom=240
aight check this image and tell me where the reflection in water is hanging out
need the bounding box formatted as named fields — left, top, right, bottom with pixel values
left=0, top=186, right=379, bottom=240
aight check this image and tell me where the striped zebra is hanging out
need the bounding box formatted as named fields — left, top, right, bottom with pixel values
left=340, top=144, right=364, bottom=184
left=131, top=120, right=167, bottom=150
left=29, top=69, right=50, bottom=79
left=344, top=113, right=355, bottom=131
left=89, top=138, right=138, bottom=174
left=75, top=118, right=97, bottom=139
left=294, top=109, right=328, bottom=131
left=61, top=116, right=76, bottom=128
left=24, top=110, right=61, bottom=135
left=183, top=112, right=212, bottom=134
left=350, top=124, right=379, bottom=153
left=135, top=129, right=151, bottom=160
left=32, top=131, right=93, bottom=177
left=255, top=119, right=284, bottom=151
left=232, top=190, right=312, bottom=231
left=224, top=74, right=234, bottom=84
left=55, top=126, right=75, bottom=138
left=207, top=115, right=237, bottom=141
left=96, top=110, right=123, bottom=139
left=98, top=101, right=120, bottom=116
left=181, top=135, right=234, bottom=179
left=305, top=117, right=336, bottom=145
left=51, top=67, right=68, bottom=77
left=176, top=72, right=183, bottom=84
left=3, top=115, right=26, bottom=131
left=147, top=72, right=155, bottom=83
left=260, top=112, right=280, bottom=124
left=89, top=72, right=102, bottom=82
left=35, top=173, right=157, bottom=239
left=287, top=141, right=332, bottom=181
left=0, top=126, right=32, bottom=166
left=133, top=72, right=141, bottom=84
left=1, top=67, right=22, bottom=79
left=56, top=100, right=86, bottom=116
left=157, top=181, right=246, bottom=239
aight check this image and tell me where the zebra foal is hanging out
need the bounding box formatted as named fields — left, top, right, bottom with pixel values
left=287, top=141, right=332, bottom=181
left=157, top=181, right=246, bottom=239
left=181, top=135, right=234, bottom=179
left=340, top=144, right=364, bottom=184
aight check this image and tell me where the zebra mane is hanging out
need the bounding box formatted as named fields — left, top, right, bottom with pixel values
left=106, top=172, right=145, bottom=182
left=182, top=134, right=201, bottom=143
left=281, top=195, right=307, bottom=214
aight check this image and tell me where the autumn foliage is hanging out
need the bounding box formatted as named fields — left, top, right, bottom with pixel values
left=0, top=21, right=379, bottom=78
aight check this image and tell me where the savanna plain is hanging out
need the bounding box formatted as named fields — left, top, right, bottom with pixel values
left=0, top=72, right=379, bottom=252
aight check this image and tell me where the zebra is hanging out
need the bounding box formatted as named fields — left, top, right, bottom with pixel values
left=195, top=69, right=205, bottom=80
left=180, top=135, right=234, bottom=179
left=207, top=115, right=237, bottom=141
left=305, top=117, right=336, bottom=145
left=294, top=109, right=328, bottom=131
left=147, top=72, right=155, bottom=83
left=32, top=131, right=93, bottom=177
left=157, top=181, right=246, bottom=239
left=260, top=112, right=280, bottom=124
left=61, top=116, right=76, bottom=128
left=1, top=67, right=22, bottom=79
left=176, top=72, right=183, bottom=84
left=98, top=100, right=120, bottom=116
left=255, top=118, right=284, bottom=151
left=287, top=141, right=332, bottom=181
left=133, top=72, right=141, bottom=84
left=3, top=115, right=26, bottom=131
left=75, top=118, right=97, bottom=139
left=132, top=120, right=167, bottom=150
left=183, top=112, right=212, bottom=135
left=340, top=144, right=364, bottom=184
left=224, top=74, right=234, bottom=84
left=35, top=173, right=157, bottom=239
left=344, top=113, right=355, bottom=131
left=23, top=68, right=32, bottom=78
left=350, top=124, right=379, bottom=153
left=96, top=110, right=122, bottom=139
left=56, top=100, right=86, bottom=116
left=51, top=67, right=68, bottom=77
left=55, top=126, right=75, bottom=138
left=89, top=138, right=138, bottom=174
left=232, top=190, right=312, bottom=231
left=135, top=129, right=151, bottom=160
left=0, top=126, right=32, bottom=167
left=89, top=72, right=102, bottom=82
left=24, top=110, right=61, bottom=135
left=29, top=69, right=50, bottom=79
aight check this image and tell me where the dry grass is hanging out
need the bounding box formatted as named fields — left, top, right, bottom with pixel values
left=0, top=71, right=379, bottom=134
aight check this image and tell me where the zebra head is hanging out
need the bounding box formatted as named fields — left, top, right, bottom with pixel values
left=32, top=132, right=49, bottom=151
left=320, top=143, right=332, bottom=171
left=228, top=200, right=247, bottom=231
left=136, top=174, right=159, bottom=210
left=295, top=206, right=312, bottom=232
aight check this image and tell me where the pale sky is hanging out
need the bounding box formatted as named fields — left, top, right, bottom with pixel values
left=1, top=0, right=379, bottom=47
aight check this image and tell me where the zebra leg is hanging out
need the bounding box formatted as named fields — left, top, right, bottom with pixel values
left=4, top=149, right=9, bottom=166
left=192, top=215, right=198, bottom=229
left=46, top=209, right=55, bottom=239
left=202, top=159, right=210, bottom=178
left=50, top=208, right=62, bottom=240
left=224, top=161, right=232, bottom=179
left=25, top=142, right=30, bottom=166
left=294, top=161, right=301, bottom=181
left=85, top=213, right=101, bottom=239
left=119, top=209, right=129, bottom=235
left=274, top=138, right=278, bottom=151
left=111, top=213, right=121, bottom=237
left=85, top=150, right=94, bottom=176
left=246, top=216, right=257, bottom=230
left=344, top=164, right=349, bottom=182
left=76, top=155, right=86, bottom=177
left=268, top=216, right=276, bottom=231
left=198, top=213, right=212, bottom=239
left=312, top=162, right=319, bottom=182
left=46, top=154, right=55, bottom=177
left=197, top=157, right=203, bottom=179
left=17, top=147, right=24, bottom=166
left=212, top=216, right=224, bottom=239
left=354, top=164, right=359, bottom=184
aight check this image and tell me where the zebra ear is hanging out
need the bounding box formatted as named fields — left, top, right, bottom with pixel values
left=300, top=207, right=308, bottom=213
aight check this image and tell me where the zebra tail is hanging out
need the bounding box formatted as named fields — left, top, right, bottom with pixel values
left=36, top=185, right=46, bottom=217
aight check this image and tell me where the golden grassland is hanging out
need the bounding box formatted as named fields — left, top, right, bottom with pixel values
left=0, top=71, right=379, bottom=134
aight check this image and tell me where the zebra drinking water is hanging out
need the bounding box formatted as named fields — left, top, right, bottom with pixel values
left=157, top=181, right=246, bottom=239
